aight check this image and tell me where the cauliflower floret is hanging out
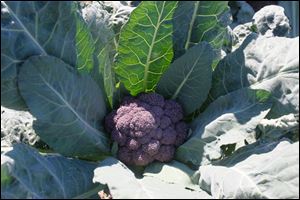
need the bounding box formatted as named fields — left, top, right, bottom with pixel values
left=138, top=93, right=165, bottom=107
left=142, top=139, right=160, bottom=156
left=116, top=114, right=131, bottom=134
left=175, top=122, right=188, bottom=146
left=150, top=106, right=164, bottom=117
left=132, top=149, right=154, bottom=166
left=118, top=147, right=132, bottom=164
left=160, top=116, right=172, bottom=129
left=129, top=111, right=157, bottom=134
left=126, top=138, right=140, bottom=150
left=104, top=93, right=188, bottom=166
left=120, top=96, right=135, bottom=106
left=111, top=129, right=127, bottom=146
left=154, top=145, right=175, bottom=162
left=161, top=127, right=177, bottom=145
left=164, top=100, right=183, bottom=123
left=149, top=128, right=163, bottom=140
left=137, top=133, right=152, bottom=144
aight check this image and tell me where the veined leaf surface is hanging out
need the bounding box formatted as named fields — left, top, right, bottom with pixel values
left=18, top=56, right=109, bottom=159
left=78, top=2, right=117, bottom=108
left=1, top=143, right=102, bottom=199
left=1, top=1, right=77, bottom=110
left=75, top=15, right=94, bottom=73
left=157, top=42, right=213, bottom=114
left=198, top=141, right=299, bottom=199
left=93, top=157, right=212, bottom=199
left=176, top=88, right=273, bottom=166
left=143, top=161, right=197, bottom=187
left=208, top=35, right=299, bottom=118
left=114, top=1, right=177, bottom=95
left=172, top=1, right=230, bottom=65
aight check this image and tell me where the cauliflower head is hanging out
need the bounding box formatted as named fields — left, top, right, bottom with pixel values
left=105, top=93, right=188, bottom=166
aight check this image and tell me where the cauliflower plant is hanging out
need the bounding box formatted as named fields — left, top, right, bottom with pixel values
left=253, top=5, right=290, bottom=37
left=105, top=93, right=188, bottom=166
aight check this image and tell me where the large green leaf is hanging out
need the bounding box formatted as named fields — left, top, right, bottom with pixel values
left=114, top=1, right=177, bottom=95
left=93, top=157, right=212, bottom=199
left=18, top=56, right=109, bottom=159
left=94, top=29, right=116, bottom=109
left=1, top=1, right=77, bottom=110
left=208, top=35, right=299, bottom=118
left=79, top=2, right=118, bottom=108
left=75, top=15, right=95, bottom=73
left=157, top=42, right=213, bottom=115
left=1, top=143, right=102, bottom=199
left=198, top=140, right=299, bottom=199
left=99, top=45, right=117, bottom=108
left=176, top=88, right=273, bottom=166
left=172, top=1, right=231, bottom=65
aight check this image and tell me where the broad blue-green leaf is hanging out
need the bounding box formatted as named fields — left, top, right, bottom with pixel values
left=198, top=140, right=299, bottom=199
left=143, top=161, right=198, bottom=187
left=172, top=1, right=231, bottom=66
left=93, top=157, right=212, bottom=199
left=1, top=143, right=102, bottom=199
left=1, top=79, right=26, bottom=110
left=18, top=56, right=109, bottom=159
left=176, top=88, right=273, bottom=166
left=257, top=114, right=299, bottom=141
left=114, top=1, right=178, bottom=96
left=208, top=35, right=299, bottom=118
left=75, top=15, right=94, bottom=73
left=157, top=42, right=213, bottom=115
left=1, top=1, right=77, bottom=110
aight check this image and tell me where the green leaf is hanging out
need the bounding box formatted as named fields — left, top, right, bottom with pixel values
left=172, top=1, right=231, bottom=66
left=157, top=42, right=213, bottom=115
left=75, top=15, right=95, bottom=73
left=79, top=1, right=117, bottom=108
left=114, top=1, right=177, bottom=96
left=1, top=1, right=77, bottom=110
left=97, top=43, right=116, bottom=109
left=208, top=35, right=299, bottom=118
left=176, top=88, right=273, bottom=166
left=18, top=56, right=109, bottom=159
left=95, top=33, right=117, bottom=108
left=198, top=140, right=299, bottom=199
left=1, top=79, right=27, bottom=110
left=93, top=157, right=212, bottom=199
left=1, top=143, right=102, bottom=199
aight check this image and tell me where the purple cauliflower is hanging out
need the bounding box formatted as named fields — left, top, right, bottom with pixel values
left=105, top=93, right=188, bottom=166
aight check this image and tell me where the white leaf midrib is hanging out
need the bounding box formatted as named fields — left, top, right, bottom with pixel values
left=3, top=1, right=47, bottom=55
left=171, top=52, right=202, bottom=99
left=37, top=72, right=107, bottom=145
left=143, top=1, right=166, bottom=91
left=184, top=1, right=199, bottom=50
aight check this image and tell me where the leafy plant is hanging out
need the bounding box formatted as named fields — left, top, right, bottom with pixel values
left=1, top=1, right=299, bottom=199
